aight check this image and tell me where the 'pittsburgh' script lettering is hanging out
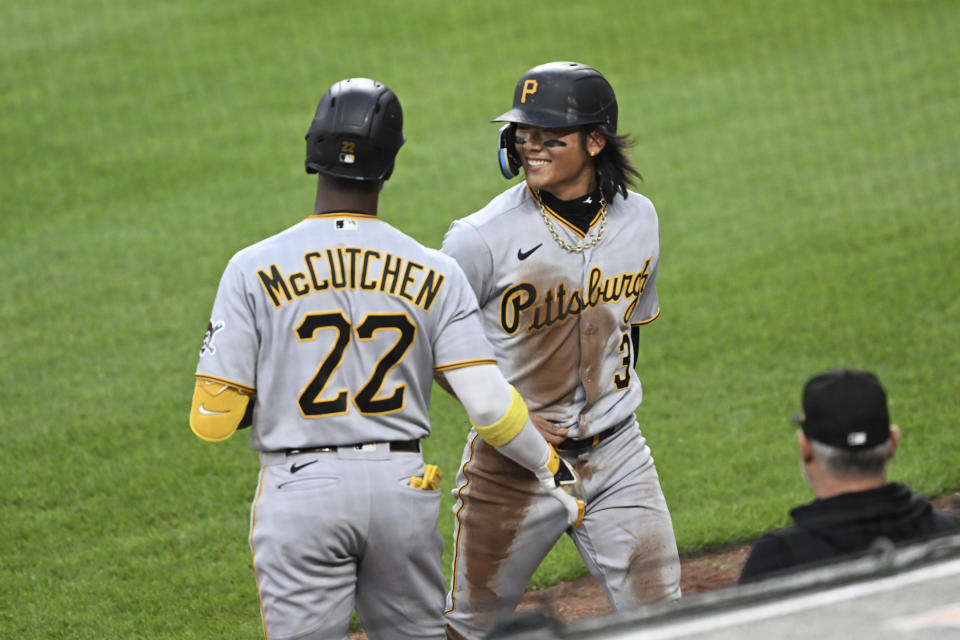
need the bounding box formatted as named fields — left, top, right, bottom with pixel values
left=499, top=260, right=652, bottom=334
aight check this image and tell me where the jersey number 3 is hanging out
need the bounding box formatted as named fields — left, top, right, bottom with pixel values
left=295, top=312, right=416, bottom=417
left=613, top=331, right=631, bottom=390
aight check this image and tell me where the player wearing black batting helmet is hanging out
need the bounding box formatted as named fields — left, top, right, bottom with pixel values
left=442, top=61, right=680, bottom=638
left=305, top=77, right=405, bottom=181
left=495, top=61, right=641, bottom=201
left=193, top=75, right=584, bottom=640
left=495, top=61, right=618, bottom=130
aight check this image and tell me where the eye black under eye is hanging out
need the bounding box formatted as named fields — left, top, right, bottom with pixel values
left=544, top=139, right=567, bottom=147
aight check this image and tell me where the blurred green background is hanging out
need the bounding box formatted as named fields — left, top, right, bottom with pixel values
left=2, top=0, right=957, bottom=637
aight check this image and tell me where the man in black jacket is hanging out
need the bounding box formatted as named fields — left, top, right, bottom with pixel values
left=739, top=368, right=958, bottom=583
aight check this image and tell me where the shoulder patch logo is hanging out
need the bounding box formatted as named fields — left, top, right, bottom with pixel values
left=199, top=320, right=225, bottom=357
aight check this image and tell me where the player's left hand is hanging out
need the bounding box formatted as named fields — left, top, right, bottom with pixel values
left=530, top=413, right=568, bottom=445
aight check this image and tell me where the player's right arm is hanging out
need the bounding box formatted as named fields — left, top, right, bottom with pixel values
left=192, top=259, right=260, bottom=442
left=443, top=364, right=584, bottom=529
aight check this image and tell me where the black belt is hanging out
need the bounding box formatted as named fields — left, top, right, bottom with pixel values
left=556, top=425, right=618, bottom=452
left=287, top=439, right=420, bottom=455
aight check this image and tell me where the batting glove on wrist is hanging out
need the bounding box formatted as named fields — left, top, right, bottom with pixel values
left=535, top=446, right=585, bottom=529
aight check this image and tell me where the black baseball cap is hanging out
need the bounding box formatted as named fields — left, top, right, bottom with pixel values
left=791, top=368, right=891, bottom=450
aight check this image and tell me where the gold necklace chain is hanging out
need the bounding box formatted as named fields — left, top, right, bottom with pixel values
left=533, top=189, right=608, bottom=253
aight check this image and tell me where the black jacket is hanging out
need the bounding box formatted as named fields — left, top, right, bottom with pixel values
left=739, top=483, right=959, bottom=583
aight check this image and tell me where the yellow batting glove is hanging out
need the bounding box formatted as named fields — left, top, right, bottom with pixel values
left=409, top=464, right=442, bottom=490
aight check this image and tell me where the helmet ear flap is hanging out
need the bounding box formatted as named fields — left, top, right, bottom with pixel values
left=497, top=124, right=521, bottom=179
left=381, top=157, right=396, bottom=181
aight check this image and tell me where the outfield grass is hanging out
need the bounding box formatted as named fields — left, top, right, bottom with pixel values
left=2, top=0, right=958, bottom=636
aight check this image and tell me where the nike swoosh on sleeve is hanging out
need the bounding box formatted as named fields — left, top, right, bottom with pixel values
left=198, top=404, right=230, bottom=415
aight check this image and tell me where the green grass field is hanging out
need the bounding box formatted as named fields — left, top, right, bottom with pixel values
left=2, top=0, right=958, bottom=636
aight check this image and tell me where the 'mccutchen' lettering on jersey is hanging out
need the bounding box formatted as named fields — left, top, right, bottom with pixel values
left=257, top=246, right=446, bottom=311
left=500, top=260, right=652, bottom=334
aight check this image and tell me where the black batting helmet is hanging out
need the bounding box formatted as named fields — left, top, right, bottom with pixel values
left=305, top=78, right=405, bottom=181
left=493, top=61, right=618, bottom=133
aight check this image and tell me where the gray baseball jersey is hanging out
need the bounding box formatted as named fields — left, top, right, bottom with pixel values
left=197, top=212, right=494, bottom=451
left=441, top=185, right=680, bottom=639
left=441, top=182, right=660, bottom=440
left=196, top=211, right=495, bottom=640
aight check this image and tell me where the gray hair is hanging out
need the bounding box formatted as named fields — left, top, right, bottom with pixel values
left=810, top=439, right=890, bottom=478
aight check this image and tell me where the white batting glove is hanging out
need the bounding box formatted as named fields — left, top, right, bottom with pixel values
left=535, top=446, right=585, bottom=529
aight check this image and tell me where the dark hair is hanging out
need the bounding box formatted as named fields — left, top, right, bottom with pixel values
left=581, top=127, right=642, bottom=201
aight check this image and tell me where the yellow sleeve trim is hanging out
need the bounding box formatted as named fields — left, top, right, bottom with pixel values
left=434, top=358, right=498, bottom=373
left=190, top=378, right=252, bottom=442
left=194, top=373, right=255, bottom=393
left=473, top=386, right=528, bottom=447
left=633, top=307, right=661, bottom=326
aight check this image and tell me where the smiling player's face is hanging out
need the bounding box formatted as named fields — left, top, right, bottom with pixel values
left=514, top=125, right=605, bottom=200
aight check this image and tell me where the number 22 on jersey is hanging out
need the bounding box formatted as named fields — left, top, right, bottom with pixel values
left=295, top=312, right=416, bottom=417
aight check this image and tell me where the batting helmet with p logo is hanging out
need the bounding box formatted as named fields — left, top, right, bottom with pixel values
left=493, top=61, right=618, bottom=132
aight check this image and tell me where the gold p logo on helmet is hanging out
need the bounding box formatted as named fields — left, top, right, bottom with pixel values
left=520, top=79, right=538, bottom=103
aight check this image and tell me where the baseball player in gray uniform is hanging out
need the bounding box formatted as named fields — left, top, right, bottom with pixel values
left=441, top=62, right=682, bottom=638
left=189, top=78, right=582, bottom=640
